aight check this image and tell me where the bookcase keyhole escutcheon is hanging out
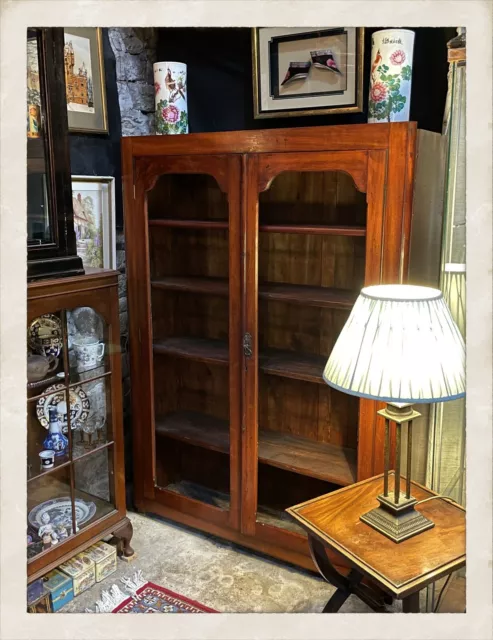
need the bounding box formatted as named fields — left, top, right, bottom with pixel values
left=123, top=123, right=417, bottom=571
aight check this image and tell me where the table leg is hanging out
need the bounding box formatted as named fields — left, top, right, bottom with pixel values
left=308, top=535, right=389, bottom=613
left=402, top=591, right=420, bottom=613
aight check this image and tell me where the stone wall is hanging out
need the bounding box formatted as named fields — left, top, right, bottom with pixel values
left=108, top=28, right=157, bottom=136
left=108, top=29, right=157, bottom=503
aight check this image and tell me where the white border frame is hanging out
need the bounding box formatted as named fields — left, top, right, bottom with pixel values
left=0, top=3, right=492, bottom=639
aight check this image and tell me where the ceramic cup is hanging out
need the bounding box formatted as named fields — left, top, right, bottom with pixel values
left=73, top=337, right=105, bottom=371
left=39, top=450, right=55, bottom=469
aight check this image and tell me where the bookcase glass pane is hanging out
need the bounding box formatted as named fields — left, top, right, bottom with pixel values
left=259, top=170, right=367, bottom=227
left=67, top=307, right=111, bottom=384
left=70, top=377, right=113, bottom=459
left=147, top=172, right=231, bottom=514
left=256, top=169, right=364, bottom=530
left=73, top=446, right=116, bottom=531
left=27, top=466, right=75, bottom=561
left=147, top=173, right=228, bottom=222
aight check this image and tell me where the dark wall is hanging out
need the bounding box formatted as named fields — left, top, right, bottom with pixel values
left=156, top=27, right=455, bottom=134
left=68, top=27, right=455, bottom=229
left=69, top=29, right=124, bottom=229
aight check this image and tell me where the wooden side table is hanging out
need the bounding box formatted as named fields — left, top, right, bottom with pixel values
left=287, top=473, right=465, bottom=613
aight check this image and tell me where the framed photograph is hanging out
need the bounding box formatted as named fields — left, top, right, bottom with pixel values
left=252, top=27, right=364, bottom=119
left=71, top=176, right=116, bottom=270
left=64, top=28, right=108, bottom=133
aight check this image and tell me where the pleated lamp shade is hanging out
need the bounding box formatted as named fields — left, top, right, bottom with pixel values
left=323, top=284, right=465, bottom=404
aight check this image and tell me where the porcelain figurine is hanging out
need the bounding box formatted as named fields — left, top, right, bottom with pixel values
left=38, top=513, right=59, bottom=546
left=56, top=523, right=69, bottom=540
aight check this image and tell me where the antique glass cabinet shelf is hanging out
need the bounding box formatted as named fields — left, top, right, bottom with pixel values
left=27, top=269, right=132, bottom=583
left=123, top=123, right=417, bottom=571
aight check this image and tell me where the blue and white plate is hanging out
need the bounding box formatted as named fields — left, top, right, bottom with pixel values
left=28, top=497, right=97, bottom=531
left=36, top=383, right=90, bottom=430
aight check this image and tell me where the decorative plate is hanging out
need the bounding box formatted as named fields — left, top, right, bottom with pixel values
left=28, top=314, right=62, bottom=358
left=36, top=383, right=90, bottom=430
left=28, top=497, right=97, bottom=531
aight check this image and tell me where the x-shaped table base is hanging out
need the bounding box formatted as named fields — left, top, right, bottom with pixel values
left=308, top=535, right=420, bottom=613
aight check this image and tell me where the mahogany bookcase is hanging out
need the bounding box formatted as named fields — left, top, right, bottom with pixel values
left=122, top=123, right=417, bottom=570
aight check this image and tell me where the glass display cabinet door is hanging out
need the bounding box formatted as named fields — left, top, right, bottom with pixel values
left=27, top=30, right=52, bottom=247
left=241, top=151, right=386, bottom=541
left=27, top=305, right=118, bottom=568
left=26, top=28, right=83, bottom=281
left=132, top=155, right=242, bottom=532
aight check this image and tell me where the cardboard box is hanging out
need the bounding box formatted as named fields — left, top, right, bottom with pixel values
left=43, top=569, right=74, bottom=612
left=81, top=541, right=117, bottom=583
left=58, top=552, right=95, bottom=596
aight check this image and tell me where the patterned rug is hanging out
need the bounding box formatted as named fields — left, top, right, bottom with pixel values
left=114, top=583, right=217, bottom=613
left=87, top=571, right=217, bottom=613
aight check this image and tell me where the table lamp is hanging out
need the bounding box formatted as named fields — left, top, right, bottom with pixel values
left=323, top=284, right=465, bottom=543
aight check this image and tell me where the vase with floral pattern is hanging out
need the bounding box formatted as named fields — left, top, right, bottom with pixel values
left=154, top=62, right=188, bottom=135
left=368, top=29, right=415, bottom=123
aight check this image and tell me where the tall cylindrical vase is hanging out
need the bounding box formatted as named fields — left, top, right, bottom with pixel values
left=368, top=29, right=415, bottom=123
left=154, top=62, right=189, bottom=135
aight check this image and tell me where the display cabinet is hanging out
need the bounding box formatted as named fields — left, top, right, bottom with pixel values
left=27, top=269, right=132, bottom=584
left=27, top=27, right=84, bottom=281
left=122, top=123, right=417, bottom=571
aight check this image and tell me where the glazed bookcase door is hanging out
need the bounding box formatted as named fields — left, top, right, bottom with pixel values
left=27, top=291, right=124, bottom=577
left=241, top=150, right=388, bottom=543
left=129, top=155, right=242, bottom=531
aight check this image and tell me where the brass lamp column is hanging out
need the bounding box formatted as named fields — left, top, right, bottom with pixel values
left=359, top=403, right=434, bottom=542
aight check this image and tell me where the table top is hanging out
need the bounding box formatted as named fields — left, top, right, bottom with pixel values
left=287, top=473, right=465, bottom=597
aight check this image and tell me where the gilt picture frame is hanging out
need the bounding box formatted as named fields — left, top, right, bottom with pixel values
left=64, top=28, right=108, bottom=134
left=71, top=176, right=116, bottom=270
left=252, top=27, right=364, bottom=118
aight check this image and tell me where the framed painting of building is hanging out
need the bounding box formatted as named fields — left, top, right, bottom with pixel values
left=64, top=28, right=108, bottom=133
left=71, top=176, right=116, bottom=270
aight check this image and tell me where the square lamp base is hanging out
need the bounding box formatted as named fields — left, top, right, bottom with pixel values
left=360, top=493, right=435, bottom=543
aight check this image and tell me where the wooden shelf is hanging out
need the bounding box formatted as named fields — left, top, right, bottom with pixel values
left=148, top=219, right=228, bottom=230
left=153, top=336, right=327, bottom=385
left=259, top=282, right=357, bottom=309
left=152, top=276, right=356, bottom=310
left=153, top=337, right=229, bottom=366
left=259, top=224, right=366, bottom=236
left=156, top=411, right=356, bottom=487
left=153, top=337, right=328, bottom=384
left=259, top=430, right=356, bottom=486
left=151, top=276, right=229, bottom=297
left=156, top=412, right=229, bottom=455
left=260, top=348, right=326, bottom=384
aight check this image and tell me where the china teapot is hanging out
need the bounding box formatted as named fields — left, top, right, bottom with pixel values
left=27, top=353, right=58, bottom=383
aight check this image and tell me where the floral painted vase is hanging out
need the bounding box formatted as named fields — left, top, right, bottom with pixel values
left=368, top=29, right=415, bottom=123
left=154, top=62, right=189, bottom=135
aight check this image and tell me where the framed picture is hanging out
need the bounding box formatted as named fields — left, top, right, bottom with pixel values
left=64, top=28, right=108, bottom=133
left=252, top=27, right=364, bottom=118
left=71, top=177, right=116, bottom=270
